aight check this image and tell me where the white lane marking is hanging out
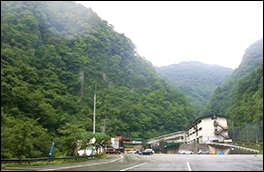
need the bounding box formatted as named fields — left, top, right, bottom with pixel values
left=120, top=162, right=148, bottom=171
left=39, top=155, right=123, bottom=171
left=187, top=162, right=192, bottom=171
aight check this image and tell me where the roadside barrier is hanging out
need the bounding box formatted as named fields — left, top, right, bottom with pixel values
left=207, top=142, right=259, bottom=154
left=1, top=153, right=104, bottom=164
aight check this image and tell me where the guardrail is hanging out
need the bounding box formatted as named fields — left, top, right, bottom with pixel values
left=206, top=142, right=259, bottom=153
left=1, top=153, right=104, bottom=164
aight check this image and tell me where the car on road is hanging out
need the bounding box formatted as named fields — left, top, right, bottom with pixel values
left=218, top=152, right=224, bottom=155
left=127, top=150, right=136, bottom=154
left=141, top=149, right=153, bottom=155
left=178, top=150, right=194, bottom=154
left=136, top=150, right=144, bottom=155
left=105, top=149, right=121, bottom=155
left=135, top=150, right=142, bottom=154
left=198, top=150, right=209, bottom=154
left=146, top=149, right=155, bottom=154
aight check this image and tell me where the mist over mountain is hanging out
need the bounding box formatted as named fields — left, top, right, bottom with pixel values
left=154, top=61, right=234, bottom=117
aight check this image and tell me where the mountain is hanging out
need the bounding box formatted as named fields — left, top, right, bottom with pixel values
left=200, top=38, right=263, bottom=123
left=154, top=61, right=234, bottom=117
left=1, top=1, right=196, bottom=142
left=227, top=61, right=263, bottom=126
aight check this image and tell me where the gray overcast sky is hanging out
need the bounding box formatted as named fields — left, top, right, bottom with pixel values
left=75, top=1, right=263, bottom=69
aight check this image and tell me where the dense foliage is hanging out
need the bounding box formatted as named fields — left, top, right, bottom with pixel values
left=1, top=1, right=196, bottom=158
left=200, top=38, right=263, bottom=123
left=155, top=61, right=233, bottom=117
left=227, top=61, right=263, bottom=126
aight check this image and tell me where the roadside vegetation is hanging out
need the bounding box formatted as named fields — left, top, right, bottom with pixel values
left=1, top=153, right=107, bottom=169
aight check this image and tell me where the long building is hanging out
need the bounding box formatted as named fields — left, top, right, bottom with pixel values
left=147, top=114, right=230, bottom=147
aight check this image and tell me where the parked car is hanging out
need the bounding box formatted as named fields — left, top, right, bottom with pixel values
left=137, top=150, right=144, bottom=155
left=178, top=150, right=193, bottom=154
left=145, top=149, right=155, bottom=154
left=135, top=150, right=142, bottom=154
left=218, top=152, right=224, bottom=155
left=127, top=150, right=136, bottom=154
left=105, top=149, right=121, bottom=155
left=141, top=149, right=153, bottom=155
left=178, top=150, right=184, bottom=154
left=198, top=150, right=209, bottom=154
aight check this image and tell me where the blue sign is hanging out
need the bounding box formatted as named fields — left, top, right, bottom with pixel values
left=90, top=146, right=94, bottom=156
left=120, top=147, right=124, bottom=149
left=49, top=141, right=55, bottom=157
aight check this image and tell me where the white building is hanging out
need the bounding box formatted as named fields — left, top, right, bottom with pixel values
left=147, top=114, right=230, bottom=146
left=77, top=137, right=96, bottom=156
left=185, top=114, right=229, bottom=144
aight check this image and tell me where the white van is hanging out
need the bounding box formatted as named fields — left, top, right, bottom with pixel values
left=145, top=149, right=155, bottom=154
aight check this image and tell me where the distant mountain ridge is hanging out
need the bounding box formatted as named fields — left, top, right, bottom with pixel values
left=200, top=38, right=263, bottom=119
left=154, top=61, right=234, bottom=117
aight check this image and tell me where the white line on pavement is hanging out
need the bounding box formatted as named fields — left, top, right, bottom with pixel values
left=187, top=162, right=192, bottom=171
left=120, top=162, right=148, bottom=171
left=39, top=155, right=124, bottom=171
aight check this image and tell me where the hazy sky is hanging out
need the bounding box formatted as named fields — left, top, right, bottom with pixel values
left=75, top=1, right=263, bottom=69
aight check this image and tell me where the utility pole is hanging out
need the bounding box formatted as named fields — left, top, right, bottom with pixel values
left=93, top=84, right=97, bottom=134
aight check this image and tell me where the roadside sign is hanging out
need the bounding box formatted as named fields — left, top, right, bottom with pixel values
left=49, top=141, right=55, bottom=157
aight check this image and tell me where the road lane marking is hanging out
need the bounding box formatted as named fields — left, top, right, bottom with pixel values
left=39, top=155, right=124, bottom=171
left=120, top=162, right=148, bottom=171
left=187, top=162, right=192, bottom=171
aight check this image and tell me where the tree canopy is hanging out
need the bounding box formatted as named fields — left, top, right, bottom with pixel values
left=1, top=1, right=196, bottom=158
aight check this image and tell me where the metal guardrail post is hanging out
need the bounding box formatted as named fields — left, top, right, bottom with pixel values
left=206, top=142, right=259, bottom=153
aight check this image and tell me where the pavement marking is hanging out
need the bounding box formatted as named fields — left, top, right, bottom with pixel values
left=38, top=155, right=124, bottom=171
left=120, top=162, right=148, bottom=171
left=187, top=162, right=192, bottom=171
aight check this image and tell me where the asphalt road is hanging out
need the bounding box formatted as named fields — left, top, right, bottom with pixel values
left=2, top=154, right=263, bottom=171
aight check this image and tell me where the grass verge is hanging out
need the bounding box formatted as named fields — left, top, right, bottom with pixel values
left=1, top=153, right=108, bottom=169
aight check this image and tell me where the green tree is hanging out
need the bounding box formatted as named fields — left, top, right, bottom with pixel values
left=56, top=123, right=86, bottom=156
left=1, top=111, right=50, bottom=159
left=92, top=134, right=111, bottom=154
left=78, top=132, right=94, bottom=156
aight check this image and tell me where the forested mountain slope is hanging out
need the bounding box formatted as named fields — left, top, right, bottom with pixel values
left=227, top=61, right=263, bottom=127
left=200, top=38, right=263, bottom=122
left=1, top=0, right=196, bottom=143
left=155, top=61, right=234, bottom=117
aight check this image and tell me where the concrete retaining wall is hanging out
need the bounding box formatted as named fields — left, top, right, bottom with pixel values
left=155, top=143, right=258, bottom=154
left=179, top=143, right=209, bottom=154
